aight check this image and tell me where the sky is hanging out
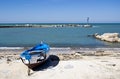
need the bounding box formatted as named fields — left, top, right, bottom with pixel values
left=0, top=0, right=120, bottom=23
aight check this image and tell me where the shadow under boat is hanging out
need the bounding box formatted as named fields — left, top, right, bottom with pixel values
left=32, top=55, right=60, bottom=71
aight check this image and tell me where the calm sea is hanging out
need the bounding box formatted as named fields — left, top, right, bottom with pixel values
left=0, top=23, right=120, bottom=48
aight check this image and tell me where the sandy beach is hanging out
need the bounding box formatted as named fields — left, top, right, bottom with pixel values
left=0, top=48, right=120, bottom=79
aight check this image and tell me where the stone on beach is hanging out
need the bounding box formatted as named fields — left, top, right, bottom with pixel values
left=95, top=33, right=120, bottom=43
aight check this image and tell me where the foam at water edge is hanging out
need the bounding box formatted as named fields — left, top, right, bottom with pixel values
left=0, top=47, right=24, bottom=49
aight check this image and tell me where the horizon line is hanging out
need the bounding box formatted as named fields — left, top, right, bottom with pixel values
left=0, top=22, right=120, bottom=24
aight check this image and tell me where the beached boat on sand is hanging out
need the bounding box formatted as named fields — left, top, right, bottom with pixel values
left=20, top=43, right=50, bottom=69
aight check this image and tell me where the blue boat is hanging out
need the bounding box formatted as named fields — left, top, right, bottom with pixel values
left=20, top=43, right=50, bottom=69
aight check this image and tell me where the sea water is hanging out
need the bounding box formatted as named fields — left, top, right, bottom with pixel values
left=0, top=23, right=120, bottom=47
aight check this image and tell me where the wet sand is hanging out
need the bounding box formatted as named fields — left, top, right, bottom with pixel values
left=0, top=48, right=120, bottom=79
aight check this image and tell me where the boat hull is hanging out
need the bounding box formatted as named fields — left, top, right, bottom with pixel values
left=20, top=43, right=50, bottom=69
left=21, top=58, right=46, bottom=69
left=21, top=53, right=49, bottom=69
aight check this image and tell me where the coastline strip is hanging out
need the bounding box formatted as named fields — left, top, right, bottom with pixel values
left=0, top=47, right=120, bottom=54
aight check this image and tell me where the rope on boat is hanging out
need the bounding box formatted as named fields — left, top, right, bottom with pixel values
left=28, top=60, right=31, bottom=76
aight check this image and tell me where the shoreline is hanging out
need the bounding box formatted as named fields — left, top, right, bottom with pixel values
left=0, top=47, right=120, bottom=60
left=1, top=47, right=120, bottom=50
left=0, top=47, right=120, bottom=56
left=1, top=46, right=120, bottom=49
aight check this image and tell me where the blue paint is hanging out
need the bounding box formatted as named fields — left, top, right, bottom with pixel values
left=20, top=43, right=49, bottom=60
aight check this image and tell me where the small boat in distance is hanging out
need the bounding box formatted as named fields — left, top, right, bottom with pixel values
left=20, top=42, right=50, bottom=69
left=83, top=17, right=92, bottom=28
